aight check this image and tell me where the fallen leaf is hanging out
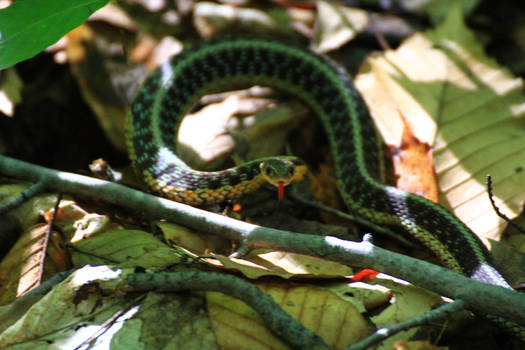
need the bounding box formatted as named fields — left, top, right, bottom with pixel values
left=391, top=112, right=439, bottom=202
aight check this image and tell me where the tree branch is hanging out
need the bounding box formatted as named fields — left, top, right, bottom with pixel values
left=347, top=300, right=467, bottom=350
left=122, top=270, right=329, bottom=349
left=1, top=155, right=524, bottom=327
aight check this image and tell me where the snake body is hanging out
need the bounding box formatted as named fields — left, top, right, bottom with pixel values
left=127, top=38, right=523, bottom=339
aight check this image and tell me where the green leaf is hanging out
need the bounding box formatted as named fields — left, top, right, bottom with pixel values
left=0, top=0, right=109, bottom=70
left=425, top=0, right=481, bottom=24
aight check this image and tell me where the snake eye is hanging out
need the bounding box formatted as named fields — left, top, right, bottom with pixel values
left=260, top=162, right=273, bottom=178
left=287, top=167, right=294, bottom=177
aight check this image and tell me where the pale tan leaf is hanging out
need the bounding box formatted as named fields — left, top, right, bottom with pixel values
left=355, top=5, right=525, bottom=241
left=203, top=250, right=353, bottom=279
left=311, top=1, right=368, bottom=53
left=193, top=2, right=277, bottom=38
left=207, top=282, right=368, bottom=350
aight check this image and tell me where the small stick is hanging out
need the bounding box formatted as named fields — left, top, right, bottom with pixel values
left=486, top=174, right=525, bottom=234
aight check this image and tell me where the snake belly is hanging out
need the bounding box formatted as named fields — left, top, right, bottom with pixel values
left=127, top=38, right=523, bottom=339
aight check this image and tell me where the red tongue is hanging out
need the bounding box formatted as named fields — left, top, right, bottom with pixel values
left=278, top=181, right=285, bottom=200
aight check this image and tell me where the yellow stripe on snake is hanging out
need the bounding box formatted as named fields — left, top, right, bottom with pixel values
left=126, top=38, right=524, bottom=341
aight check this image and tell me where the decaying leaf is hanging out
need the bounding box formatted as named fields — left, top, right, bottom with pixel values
left=392, top=112, right=440, bottom=203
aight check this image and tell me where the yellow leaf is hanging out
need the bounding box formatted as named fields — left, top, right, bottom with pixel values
left=207, top=282, right=368, bottom=350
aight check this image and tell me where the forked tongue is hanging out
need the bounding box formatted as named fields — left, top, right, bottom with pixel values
left=278, top=181, right=285, bottom=200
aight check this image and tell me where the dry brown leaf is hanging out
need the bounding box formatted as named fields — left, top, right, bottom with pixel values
left=392, top=112, right=440, bottom=203
left=0, top=186, right=65, bottom=303
left=0, top=184, right=125, bottom=303
left=0, top=223, right=67, bottom=301
left=355, top=5, right=525, bottom=242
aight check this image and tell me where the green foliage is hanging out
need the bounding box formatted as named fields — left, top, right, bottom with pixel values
left=0, top=0, right=109, bottom=70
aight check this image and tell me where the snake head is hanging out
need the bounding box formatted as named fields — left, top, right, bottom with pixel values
left=259, top=157, right=307, bottom=199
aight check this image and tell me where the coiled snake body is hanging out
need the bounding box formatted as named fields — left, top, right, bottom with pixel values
left=127, top=38, right=523, bottom=339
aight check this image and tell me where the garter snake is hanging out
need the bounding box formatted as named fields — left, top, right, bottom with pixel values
left=126, top=38, right=524, bottom=340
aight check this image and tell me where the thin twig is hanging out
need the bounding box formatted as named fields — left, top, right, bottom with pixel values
left=37, top=193, right=62, bottom=285
left=73, top=295, right=146, bottom=350
left=369, top=13, right=392, bottom=51
left=0, top=155, right=524, bottom=327
left=486, top=174, right=525, bottom=234
left=347, top=300, right=467, bottom=350
left=292, top=193, right=416, bottom=248
left=0, top=181, right=47, bottom=215
left=16, top=193, right=64, bottom=297
left=124, top=271, right=330, bottom=350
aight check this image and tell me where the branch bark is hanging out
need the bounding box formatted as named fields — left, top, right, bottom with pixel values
left=1, top=155, right=524, bottom=327
left=123, top=270, right=329, bottom=349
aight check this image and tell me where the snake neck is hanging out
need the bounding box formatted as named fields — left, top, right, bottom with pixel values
left=128, top=37, right=507, bottom=283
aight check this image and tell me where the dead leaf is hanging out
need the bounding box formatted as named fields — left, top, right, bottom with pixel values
left=392, top=112, right=440, bottom=202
